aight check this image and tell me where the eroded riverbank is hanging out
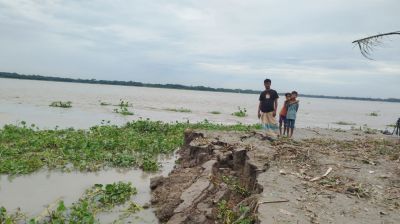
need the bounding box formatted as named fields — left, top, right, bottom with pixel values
left=150, top=128, right=400, bottom=223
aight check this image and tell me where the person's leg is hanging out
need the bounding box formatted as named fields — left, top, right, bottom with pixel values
left=286, top=120, right=290, bottom=137
left=289, top=119, right=295, bottom=138
left=279, top=116, right=283, bottom=136
left=283, top=117, right=288, bottom=135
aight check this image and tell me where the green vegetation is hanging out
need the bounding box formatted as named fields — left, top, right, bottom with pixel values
left=84, top=182, right=137, bottom=208
left=333, top=121, right=356, bottom=125
left=232, top=107, right=247, bottom=117
left=0, top=119, right=261, bottom=175
left=221, top=175, right=250, bottom=197
left=217, top=200, right=253, bottom=224
left=209, top=111, right=221, bottom=114
left=99, top=102, right=111, bottom=106
left=1, top=182, right=138, bottom=224
left=165, top=107, right=192, bottom=113
left=367, top=111, right=379, bottom=116
left=49, top=101, right=72, bottom=108
left=113, top=100, right=133, bottom=116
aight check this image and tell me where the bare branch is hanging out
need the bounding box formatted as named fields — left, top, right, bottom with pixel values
left=352, top=31, right=400, bottom=59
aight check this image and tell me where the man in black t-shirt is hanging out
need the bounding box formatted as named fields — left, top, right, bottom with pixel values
left=257, top=79, right=279, bottom=137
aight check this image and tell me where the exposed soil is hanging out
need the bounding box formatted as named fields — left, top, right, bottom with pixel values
left=151, top=128, right=400, bottom=223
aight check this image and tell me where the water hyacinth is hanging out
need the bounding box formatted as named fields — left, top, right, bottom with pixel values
left=0, top=119, right=261, bottom=175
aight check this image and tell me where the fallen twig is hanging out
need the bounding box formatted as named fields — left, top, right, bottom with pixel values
left=310, top=167, right=333, bottom=182
left=258, top=199, right=289, bottom=204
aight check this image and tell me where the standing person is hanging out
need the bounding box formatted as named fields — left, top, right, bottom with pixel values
left=286, top=91, right=299, bottom=138
left=258, top=79, right=279, bottom=138
left=279, top=93, right=291, bottom=136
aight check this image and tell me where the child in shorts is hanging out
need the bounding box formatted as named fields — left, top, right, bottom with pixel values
left=279, top=93, right=291, bottom=136
left=286, top=91, right=299, bottom=138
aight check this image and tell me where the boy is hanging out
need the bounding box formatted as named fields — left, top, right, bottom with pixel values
left=279, top=93, right=291, bottom=136
left=286, top=91, right=299, bottom=138
left=258, top=79, right=279, bottom=138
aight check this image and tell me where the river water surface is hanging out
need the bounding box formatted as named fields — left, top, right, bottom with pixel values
left=0, top=78, right=398, bottom=130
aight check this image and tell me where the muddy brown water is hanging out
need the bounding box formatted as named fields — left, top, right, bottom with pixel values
left=1, top=78, right=399, bottom=130
left=0, top=154, right=177, bottom=223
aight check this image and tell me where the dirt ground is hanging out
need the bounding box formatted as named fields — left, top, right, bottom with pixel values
left=151, top=128, right=400, bottom=223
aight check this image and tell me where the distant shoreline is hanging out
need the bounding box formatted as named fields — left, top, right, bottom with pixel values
left=1, top=72, right=399, bottom=103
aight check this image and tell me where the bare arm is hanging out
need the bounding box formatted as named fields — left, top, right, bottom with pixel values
left=273, top=99, right=278, bottom=117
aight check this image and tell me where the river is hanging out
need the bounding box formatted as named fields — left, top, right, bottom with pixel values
left=0, top=78, right=399, bottom=223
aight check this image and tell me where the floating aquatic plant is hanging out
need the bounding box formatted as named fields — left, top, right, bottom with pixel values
left=0, top=120, right=261, bottom=175
left=49, top=101, right=72, bottom=108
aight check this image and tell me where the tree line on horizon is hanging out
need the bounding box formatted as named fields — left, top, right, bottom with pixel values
left=0, top=72, right=399, bottom=103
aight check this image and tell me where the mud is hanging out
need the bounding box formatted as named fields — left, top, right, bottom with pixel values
left=151, top=128, right=399, bottom=223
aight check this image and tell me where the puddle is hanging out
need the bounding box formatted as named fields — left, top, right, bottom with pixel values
left=0, top=153, right=178, bottom=223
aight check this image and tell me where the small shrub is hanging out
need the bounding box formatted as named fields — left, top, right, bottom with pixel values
left=114, top=100, right=134, bottom=115
left=232, top=107, right=247, bottom=117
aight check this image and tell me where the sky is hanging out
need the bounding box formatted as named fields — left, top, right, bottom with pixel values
left=0, top=0, right=399, bottom=98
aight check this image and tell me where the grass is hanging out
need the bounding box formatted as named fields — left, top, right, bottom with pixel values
left=0, top=119, right=261, bottom=175
left=1, top=181, right=138, bottom=223
left=333, top=121, right=356, bottom=126
left=165, top=107, right=192, bottom=113
left=221, top=175, right=250, bottom=197
left=209, top=111, right=221, bottom=115
left=49, top=101, right=72, bottom=108
left=217, top=200, right=253, bottom=224
left=232, top=107, right=247, bottom=117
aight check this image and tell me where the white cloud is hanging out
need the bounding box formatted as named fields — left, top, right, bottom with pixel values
left=0, top=0, right=399, bottom=97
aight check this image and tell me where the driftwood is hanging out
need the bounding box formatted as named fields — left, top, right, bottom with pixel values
left=310, top=167, right=333, bottom=182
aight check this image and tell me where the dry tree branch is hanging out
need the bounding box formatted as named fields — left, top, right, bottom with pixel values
left=352, top=31, right=400, bottom=59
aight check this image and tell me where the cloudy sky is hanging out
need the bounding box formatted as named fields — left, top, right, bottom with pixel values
left=0, top=0, right=399, bottom=98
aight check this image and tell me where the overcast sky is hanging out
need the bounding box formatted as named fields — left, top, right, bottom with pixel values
left=0, top=0, right=399, bottom=98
